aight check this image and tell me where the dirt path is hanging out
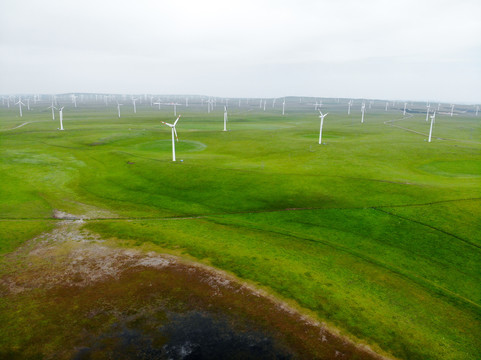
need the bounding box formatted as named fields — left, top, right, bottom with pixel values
left=0, top=218, right=393, bottom=360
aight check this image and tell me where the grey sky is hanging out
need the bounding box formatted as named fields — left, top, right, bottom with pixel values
left=1, top=0, right=480, bottom=103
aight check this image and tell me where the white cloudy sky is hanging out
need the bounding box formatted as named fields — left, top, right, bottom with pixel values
left=1, top=0, right=480, bottom=103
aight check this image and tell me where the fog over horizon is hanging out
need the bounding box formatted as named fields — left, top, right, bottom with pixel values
left=1, top=0, right=480, bottom=104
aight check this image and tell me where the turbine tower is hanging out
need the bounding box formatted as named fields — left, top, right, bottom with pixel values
left=224, top=106, right=228, bottom=131
left=450, top=104, right=454, bottom=117
left=58, top=107, right=65, bottom=130
left=385, top=102, right=388, bottom=111
left=426, top=104, right=431, bottom=122
left=161, top=115, right=181, bottom=162
left=348, top=100, right=352, bottom=115
left=71, top=94, right=78, bottom=108
left=282, top=98, right=285, bottom=115
left=318, top=110, right=328, bottom=145
left=403, top=102, right=407, bottom=116
left=428, top=111, right=436, bottom=142
left=361, top=102, right=365, bottom=123
left=116, top=102, right=123, bottom=118
left=48, top=100, right=57, bottom=120
left=132, top=97, right=138, bottom=113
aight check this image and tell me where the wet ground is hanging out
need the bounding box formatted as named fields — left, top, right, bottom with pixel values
left=0, top=220, right=389, bottom=360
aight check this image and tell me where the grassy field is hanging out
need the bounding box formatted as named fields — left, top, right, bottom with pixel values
left=1, top=97, right=480, bottom=359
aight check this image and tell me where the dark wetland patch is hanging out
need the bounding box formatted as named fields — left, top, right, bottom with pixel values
left=0, top=222, right=387, bottom=360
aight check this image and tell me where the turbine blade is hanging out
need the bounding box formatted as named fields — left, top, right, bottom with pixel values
left=173, top=127, right=179, bottom=142
left=173, top=115, right=181, bottom=126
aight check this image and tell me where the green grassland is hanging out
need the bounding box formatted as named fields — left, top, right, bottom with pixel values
left=1, top=98, right=480, bottom=359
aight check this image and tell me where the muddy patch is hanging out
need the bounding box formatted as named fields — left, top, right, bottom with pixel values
left=0, top=220, right=389, bottom=360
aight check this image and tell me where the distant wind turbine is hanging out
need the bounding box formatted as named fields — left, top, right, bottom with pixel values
left=282, top=98, right=285, bottom=115
left=71, top=94, right=78, bottom=108
left=116, top=102, right=123, bottom=118
left=361, top=102, right=365, bottom=123
left=48, top=100, right=57, bottom=120
left=58, top=107, right=65, bottom=130
left=224, top=106, right=228, bottom=131
left=132, top=97, right=138, bottom=113
left=450, top=104, right=454, bottom=117
left=15, top=97, right=25, bottom=117
left=348, top=100, right=352, bottom=115
left=428, top=111, right=435, bottom=142
left=161, top=115, right=181, bottom=161
left=476, top=105, right=479, bottom=116
left=385, top=102, right=388, bottom=111
left=403, top=102, right=407, bottom=116
left=318, top=110, right=328, bottom=145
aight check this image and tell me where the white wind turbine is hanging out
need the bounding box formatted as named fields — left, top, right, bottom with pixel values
left=165, top=102, right=182, bottom=116
left=282, top=98, right=285, bottom=115
left=26, top=98, right=30, bottom=111
left=161, top=115, right=181, bottom=161
left=224, top=106, right=228, bottom=131
left=48, top=100, right=57, bottom=120
left=318, top=110, right=328, bottom=145
left=71, top=94, right=78, bottom=108
left=263, top=100, right=266, bottom=111
left=206, top=98, right=214, bottom=113
left=58, top=107, right=65, bottom=130
left=425, top=104, right=431, bottom=122
left=272, top=98, right=276, bottom=108
left=361, top=102, right=365, bottom=123
left=348, top=100, right=352, bottom=115
left=385, top=102, right=388, bottom=111
left=476, top=105, right=479, bottom=116
left=15, top=97, right=25, bottom=117
left=116, top=102, right=123, bottom=118
left=132, top=97, right=138, bottom=113
left=450, top=104, right=454, bottom=117
left=185, top=97, right=189, bottom=107
left=428, top=111, right=435, bottom=142
left=403, top=102, right=407, bottom=116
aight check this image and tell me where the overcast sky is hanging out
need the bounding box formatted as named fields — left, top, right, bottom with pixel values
left=1, top=0, right=480, bottom=103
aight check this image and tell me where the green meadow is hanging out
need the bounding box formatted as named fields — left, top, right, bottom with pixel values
left=1, top=98, right=480, bottom=359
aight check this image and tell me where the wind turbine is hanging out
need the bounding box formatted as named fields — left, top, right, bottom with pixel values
left=282, top=98, right=285, bottom=115
left=48, top=100, right=57, bottom=120
left=450, top=104, right=454, bottom=117
left=26, top=98, right=30, bottom=111
left=361, top=102, right=365, bottom=123
left=224, top=106, right=228, bottom=131
left=263, top=100, right=266, bottom=111
left=348, top=100, right=352, bottom=115
left=165, top=102, right=182, bottom=116
left=58, top=107, right=65, bottom=130
left=476, top=105, right=479, bottom=116
left=71, top=94, right=78, bottom=108
left=132, top=97, right=138, bottom=113
left=403, top=102, right=407, bottom=116
left=206, top=98, right=213, bottom=113
left=185, top=97, right=189, bottom=107
left=425, top=104, right=431, bottom=122
left=272, top=98, right=276, bottom=108
left=15, top=97, right=25, bottom=117
left=428, top=111, right=435, bottom=142
left=318, top=110, right=328, bottom=144
left=116, top=102, right=123, bottom=118
left=161, top=115, right=181, bottom=161
left=385, top=102, right=388, bottom=111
